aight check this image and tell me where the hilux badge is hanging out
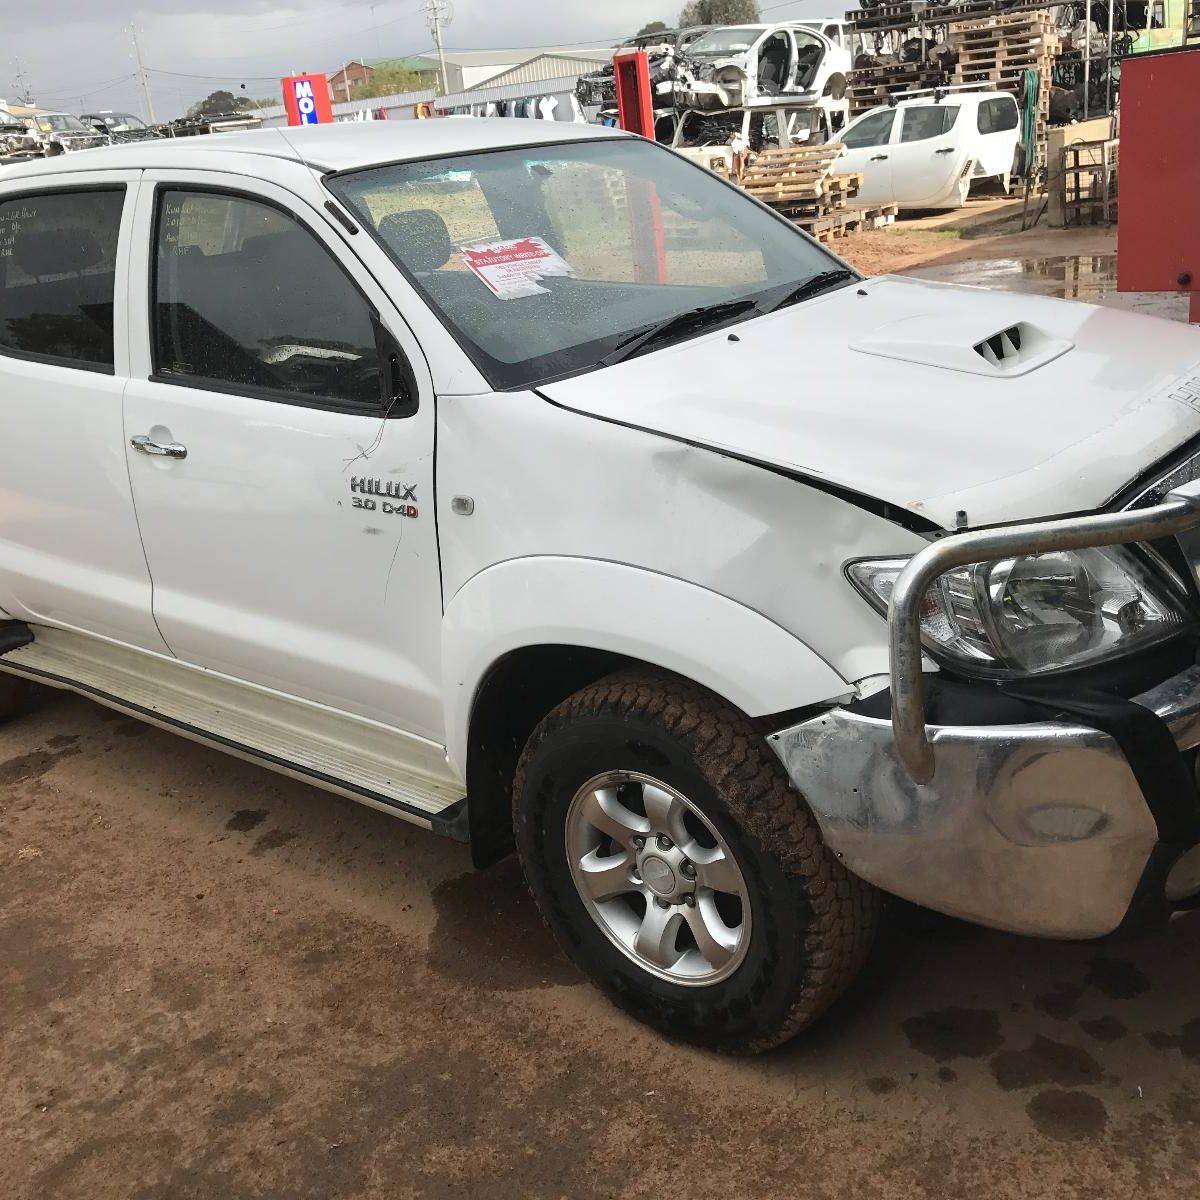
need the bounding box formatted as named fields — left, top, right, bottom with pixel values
left=349, top=477, right=418, bottom=517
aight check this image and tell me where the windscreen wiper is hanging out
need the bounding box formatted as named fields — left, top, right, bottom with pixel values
left=598, top=298, right=762, bottom=367
left=762, top=269, right=856, bottom=314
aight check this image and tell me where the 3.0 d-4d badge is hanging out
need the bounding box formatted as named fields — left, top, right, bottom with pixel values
left=349, top=477, right=417, bottom=517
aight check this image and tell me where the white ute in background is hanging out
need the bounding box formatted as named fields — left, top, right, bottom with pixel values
left=2, top=122, right=1200, bottom=1053
left=836, top=88, right=1023, bottom=209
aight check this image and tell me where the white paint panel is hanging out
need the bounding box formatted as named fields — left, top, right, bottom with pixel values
left=441, top=556, right=851, bottom=777
left=0, top=171, right=170, bottom=652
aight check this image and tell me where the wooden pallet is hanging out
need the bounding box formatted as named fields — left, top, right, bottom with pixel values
left=740, top=144, right=849, bottom=196
left=743, top=173, right=862, bottom=204
left=948, top=10, right=1057, bottom=114
left=773, top=197, right=897, bottom=241
left=848, top=0, right=1060, bottom=34
left=847, top=66, right=949, bottom=113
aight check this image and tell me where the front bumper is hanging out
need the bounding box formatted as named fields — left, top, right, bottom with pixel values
left=770, top=478, right=1200, bottom=939
left=769, top=665, right=1200, bottom=938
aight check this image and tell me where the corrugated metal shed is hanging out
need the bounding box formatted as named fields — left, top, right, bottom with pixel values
left=432, top=73, right=589, bottom=109
left=475, top=52, right=613, bottom=89
left=431, top=47, right=612, bottom=68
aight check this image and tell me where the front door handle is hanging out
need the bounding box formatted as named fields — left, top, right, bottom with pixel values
left=869, top=153, right=889, bottom=161
left=935, top=147, right=956, bottom=154
left=130, top=434, right=187, bottom=460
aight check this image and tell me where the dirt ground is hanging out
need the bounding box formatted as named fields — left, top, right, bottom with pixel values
left=836, top=217, right=1117, bottom=278
left=4, top=219, right=1200, bottom=1200
left=4, top=689, right=1200, bottom=1200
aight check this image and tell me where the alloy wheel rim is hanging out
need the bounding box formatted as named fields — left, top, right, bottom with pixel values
left=564, top=770, right=752, bottom=987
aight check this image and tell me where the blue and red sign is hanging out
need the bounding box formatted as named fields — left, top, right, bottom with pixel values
left=282, top=74, right=334, bottom=126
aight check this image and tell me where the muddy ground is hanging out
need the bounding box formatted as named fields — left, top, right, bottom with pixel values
left=4, top=224, right=1200, bottom=1199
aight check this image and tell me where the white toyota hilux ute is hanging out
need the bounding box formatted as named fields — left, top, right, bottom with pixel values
left=2, top=122, right=1200, bottom=1053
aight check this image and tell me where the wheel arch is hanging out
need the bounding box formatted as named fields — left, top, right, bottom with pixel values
left=442, top=557, right=851, bottom=866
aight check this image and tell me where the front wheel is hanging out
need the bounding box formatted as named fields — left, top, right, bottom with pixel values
left=513, top=670, right=879, bottom=1052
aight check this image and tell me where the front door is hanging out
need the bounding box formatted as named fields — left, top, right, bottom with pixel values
left=887, top=103, right=969, bottom=207
left=836, top=108, right=897, bottom=206
left=122, top=175, right=444, bottom=739
left=0, top=172, right=170, bottom=652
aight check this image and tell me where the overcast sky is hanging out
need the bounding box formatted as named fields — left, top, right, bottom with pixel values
left=7, top=0, right=841, bottom=120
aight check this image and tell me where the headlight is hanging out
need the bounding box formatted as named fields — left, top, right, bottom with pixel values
left=848, top=547, right=1192, bottom=676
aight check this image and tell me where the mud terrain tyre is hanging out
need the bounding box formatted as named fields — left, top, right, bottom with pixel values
left=514, top=669, right=879, bottom=1052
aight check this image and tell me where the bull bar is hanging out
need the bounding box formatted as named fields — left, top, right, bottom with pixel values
left=888, top=480, right=1200, bottom=784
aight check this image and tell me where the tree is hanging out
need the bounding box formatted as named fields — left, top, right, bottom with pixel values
left=678, top=0, right=760, bottom=24
left=351, top=66, right=430, bottom=101
left=186, top=89, right=240, bottom=118
left=637, top=20, right=669, bottom=34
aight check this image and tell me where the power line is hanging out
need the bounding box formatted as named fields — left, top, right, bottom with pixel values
left=32, top=72, right=137, bottom=101
left=145, top=67, right=292, bottom=81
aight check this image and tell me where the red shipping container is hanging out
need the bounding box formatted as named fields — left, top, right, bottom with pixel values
left=1117, top=45, right=1200, bottom=321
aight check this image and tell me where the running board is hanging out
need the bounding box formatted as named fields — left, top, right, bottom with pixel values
left=0, top=624, right=468, bottom=840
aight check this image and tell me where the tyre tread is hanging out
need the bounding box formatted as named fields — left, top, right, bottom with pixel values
left=514, top=668, right=878, bottom=1052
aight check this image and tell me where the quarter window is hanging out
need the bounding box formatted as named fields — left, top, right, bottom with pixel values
left=0, top=188, right=123, bottom=371
left=841, top=109, right=896, bottom=149
left=977, top=98, right=1019, bottom=133
left=152, top=190, right=382, bottom=412
left=899, top=105, right=960, bottom=142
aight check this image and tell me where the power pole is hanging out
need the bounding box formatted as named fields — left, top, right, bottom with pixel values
left=11, top=60, right=34, bottom=106
left=425, top=0, right=452, bottom=95
left=129, top=24, right=157, bottom=125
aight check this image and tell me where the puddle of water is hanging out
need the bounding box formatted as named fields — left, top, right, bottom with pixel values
left=903, top=254, right=1191, bottom=322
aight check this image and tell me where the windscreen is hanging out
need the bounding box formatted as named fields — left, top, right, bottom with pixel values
left=329, top=137, right=836, bottom=389
left=686, top=27, right=761, bottom=54
left=105, top=113, right=148, bottom=131
left=36, top=114, right=89, bottom=133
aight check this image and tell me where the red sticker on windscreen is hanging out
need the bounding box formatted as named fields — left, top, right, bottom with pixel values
left=461, top=236, right=574, bottom=299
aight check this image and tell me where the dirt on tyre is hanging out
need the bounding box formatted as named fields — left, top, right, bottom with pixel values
left=513, top=669, right=879, bottom=1053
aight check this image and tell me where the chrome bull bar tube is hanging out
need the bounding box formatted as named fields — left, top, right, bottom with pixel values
left=888, top=480, right=1200, bottom=784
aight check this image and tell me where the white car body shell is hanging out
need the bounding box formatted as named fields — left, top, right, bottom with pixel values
left=837, top=89, right=1021, bottom=209
left=677, top=22, right=852, bottom=121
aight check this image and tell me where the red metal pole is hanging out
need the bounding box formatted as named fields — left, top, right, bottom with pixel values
left=612, top=50, right=667, bottom=284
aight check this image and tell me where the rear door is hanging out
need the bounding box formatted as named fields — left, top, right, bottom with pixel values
left=122, top=172, right=445, bottom=738
left=835, top=108, right=896, bottom=205
left=887, top=103, right=968, bottom=207
left=973, top=95, right=1021, bottom=179
left=0, top=172, right=170, bottom=651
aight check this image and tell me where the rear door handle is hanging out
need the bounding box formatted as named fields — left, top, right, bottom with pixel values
left=869, top=154, right=889, bottom=161
left=935, top=147, right=956, bottom=154
left=130, top=434, right=187, bottom=460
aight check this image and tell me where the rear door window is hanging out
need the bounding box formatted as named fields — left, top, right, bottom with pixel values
left=898, top=105, right=960, bottom=142
left=0, top=188, right=124, bottom=371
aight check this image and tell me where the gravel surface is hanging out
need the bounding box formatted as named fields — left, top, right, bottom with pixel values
left=2, top=689, right=1198, bottom=1199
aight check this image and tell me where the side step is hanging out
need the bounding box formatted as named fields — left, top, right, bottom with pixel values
left=0, top=624, right=467, bottom=839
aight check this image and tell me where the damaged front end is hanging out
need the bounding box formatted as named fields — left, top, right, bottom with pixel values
left=676, top=58, right=749, bottom=110
left=0, top=121, right=40, bottom=164
left=770, top=478, right=1200, bottom=940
